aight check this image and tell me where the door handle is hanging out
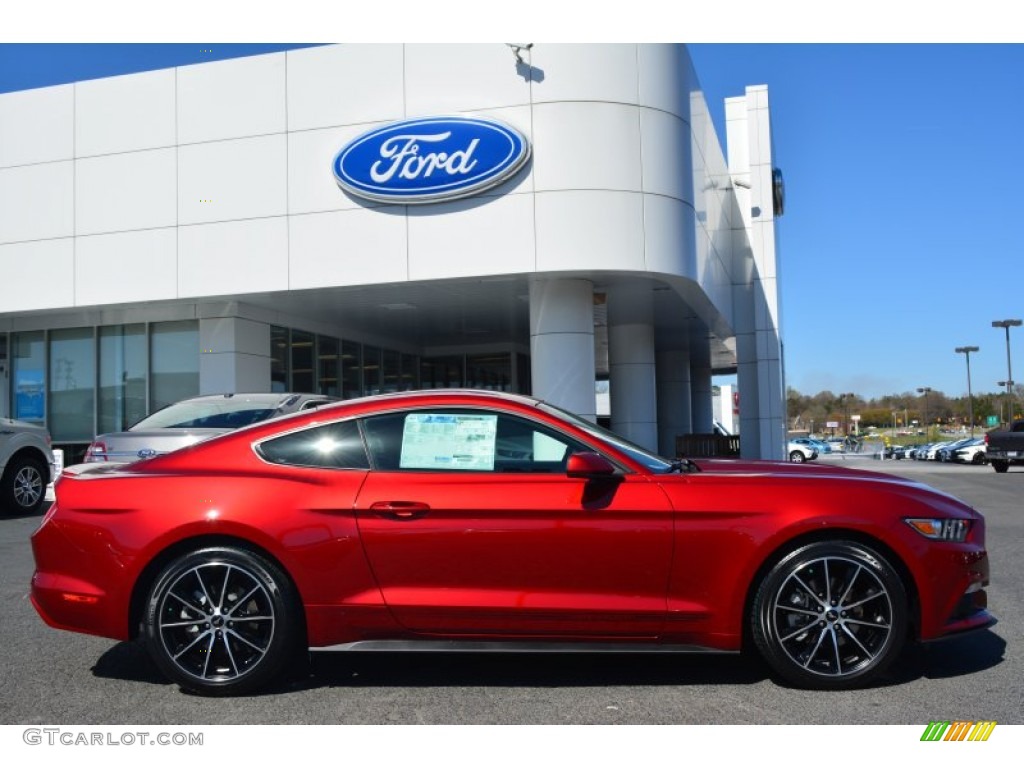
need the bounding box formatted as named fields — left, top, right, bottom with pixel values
left=368, top=501, right=430, bottom=520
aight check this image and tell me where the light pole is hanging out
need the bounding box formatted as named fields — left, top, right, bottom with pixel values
left=917, top=387, right=932, bottom=439
left=992, top=319, right=1021, bottom=425
left=998, top=380, right=1015, bottom=425
left=955, top=346, right=979, bottom=437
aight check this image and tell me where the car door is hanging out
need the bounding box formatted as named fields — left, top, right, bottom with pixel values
left=353, top=408, right=674, bottom=638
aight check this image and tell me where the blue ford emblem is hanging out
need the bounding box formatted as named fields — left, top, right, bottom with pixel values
left=333, top=116, right=530, bottom=204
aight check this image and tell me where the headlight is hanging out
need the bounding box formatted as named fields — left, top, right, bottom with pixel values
left=905, top=518, right=971, bottom=542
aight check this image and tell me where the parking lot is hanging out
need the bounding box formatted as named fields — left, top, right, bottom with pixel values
left=1, top=457, right=1021, bottom=725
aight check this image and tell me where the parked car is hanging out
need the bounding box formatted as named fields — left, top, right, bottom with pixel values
left=0, top=417, right=55, bottom=516
left=953, top=439, right=987, bottom=465
left=791, top=437, right=831, bottom=454
left=787, top=440, right=818, bottom=463
left=984, top=420, right=1024, bottom=473
left=937, top=438, right=976, bottom=463
left=31, top=389, right=993, bottom=696
left=83, top=393, right=338, bottom=464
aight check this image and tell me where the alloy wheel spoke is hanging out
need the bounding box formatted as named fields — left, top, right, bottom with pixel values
left=801, top=627, right=830, bottom=669
left=171, top=628, right=212, bottom=660
left=837, top=565, right=862, bottom=606
left=226, top=585, right=261, bottom=615
left=791, top=573, right=825, bottom=607
left=838, top=623, right=876, bottom=659
left=227, top=628, right=270, bottom=653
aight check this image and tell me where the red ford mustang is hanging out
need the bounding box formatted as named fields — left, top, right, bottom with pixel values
left=30, top=390, right=993, bottom=695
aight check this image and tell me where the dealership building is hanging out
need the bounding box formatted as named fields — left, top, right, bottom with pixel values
left=0, top=43, right=785, bottom=460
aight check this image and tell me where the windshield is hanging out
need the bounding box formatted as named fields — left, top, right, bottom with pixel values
left=538, top=402, right=675, bottom=473
left=131, top=397, right=283, bottom=430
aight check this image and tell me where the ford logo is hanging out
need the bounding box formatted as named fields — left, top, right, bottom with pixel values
left=333, top=116, right=530, bottom=205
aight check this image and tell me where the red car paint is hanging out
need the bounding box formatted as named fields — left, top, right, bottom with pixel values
left=30, top=390, right=992, bottom=693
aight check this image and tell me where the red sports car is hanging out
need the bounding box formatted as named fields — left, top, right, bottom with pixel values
left=30, top=390, right=993, bottom=695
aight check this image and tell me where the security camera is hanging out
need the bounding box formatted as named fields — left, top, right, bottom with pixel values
left=506, top=43, right=533, bottom=63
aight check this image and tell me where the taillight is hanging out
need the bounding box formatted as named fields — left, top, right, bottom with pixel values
left=84, top=441, right=107, bottom=462
left=984, top=433, right=990, bottom=445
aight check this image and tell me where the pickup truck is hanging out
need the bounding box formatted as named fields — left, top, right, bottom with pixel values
left=1, top=418, right=56, bottom=515
left=984, top=419, right=1024, bottom=473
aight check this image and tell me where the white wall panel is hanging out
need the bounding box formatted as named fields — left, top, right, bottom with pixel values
left=532, top=102, right=641, bottom=192
left=529, top=44, right=639, bottom=106
left=0, top=162, right=74, bottom=244
left=289, top=209, right=408, bottom=288
left=535, top=191, right=644, bottom=272
left=643, top=196, right=696, bottom=278
left=637, top=44, right=691, bottom=121
left=288, top=123, right=386, bottom=215
left=287, top=44, right=405, bottom=131
left=75, top=148, right=177, bottom=235
left=640, top=109, right=693, bottom=204
left=178, top=135, right=287, bottom=225
left=75, top=69, right=176, bottom=157
left=178, top=53, right=286, bottom=144
left=178, top=218, right=288, bottom=297
left=0, top=239, right=74, bottom=311
left=0, top=85, right=73, bottom=168
left=408, top=193, right=535, bottom=281
left=405, top=44, right=531, bottom=114
left=75, top=228, right=177, bottom=306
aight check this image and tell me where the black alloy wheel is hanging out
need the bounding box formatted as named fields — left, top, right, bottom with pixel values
left=751, top=540, right=908, bottom=689
left=143, top=547, right=301, bottom=696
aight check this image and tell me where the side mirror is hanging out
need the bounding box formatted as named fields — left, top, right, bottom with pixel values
left=566, top=451, right=617, bottom=478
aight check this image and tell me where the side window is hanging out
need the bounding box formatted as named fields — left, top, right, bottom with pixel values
left=360, top=410, right=588, bottom=473
left=258, top=420, right=369, bottom=469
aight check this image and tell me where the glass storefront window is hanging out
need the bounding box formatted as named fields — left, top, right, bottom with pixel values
left=11, top=331, right=45, bottom=423
left=341, top=340, right=362, bottom=399
left=381, top=349, right=401, bottom=393
left=420, top=355, right=463, bottom=389
left=291, top=329, right=315, bottom=393
left=50, top=328, right=96, bottom=442
left=270, top=326, right=289, bottom=393
left=150, top=320, right=199, bottom=413
left=317, top=336, right=340, bottom=396
left=400, top=353, right=419, bottom=391
left=467, top=352, right=512, bottom=391
left=363, top=345, right=382, bottom=395
left=99, top=324, right=147, bottom=433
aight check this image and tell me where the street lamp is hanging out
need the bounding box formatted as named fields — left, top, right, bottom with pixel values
left=916, top=387, right=932, bottom=439
left=998, top=380, right=1015, bottom=425
left=955, top=346, right=979, bottom=437
left=992, top=319, right=1021, bottom=425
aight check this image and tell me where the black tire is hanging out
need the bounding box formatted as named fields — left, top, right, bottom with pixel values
left=971, top=453, right=985, bottom=465
left=751, top=540, right=908, bottom=689
left=0, top=454, right=47, bottom=516
left=143, top=546, right=301, bottom=696
left=789, top=451, right=806, bottom=463
left=992, top=460, right=1009, bottom=473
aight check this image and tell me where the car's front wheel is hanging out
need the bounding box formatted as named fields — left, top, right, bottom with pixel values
left=751, top=540, right=908, bottom=689
left=143, top=546, right=301, bottom=696
left=0, top=454, right=47, bottom=516
left=789, top=451, right=806, bottom=463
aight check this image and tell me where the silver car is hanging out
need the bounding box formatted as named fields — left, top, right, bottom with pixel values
left=83, top=393, right=338, bottom=464
left=1, top=418, right=56, bottom=515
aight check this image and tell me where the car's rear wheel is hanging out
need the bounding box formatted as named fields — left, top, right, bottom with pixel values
left=0, top=454, right=47, bottom=516
left=751, top=540, right=907, bottom=689
left=143, top=546, right=301, bottom=696
left=789, top=451, right=806, bottom=463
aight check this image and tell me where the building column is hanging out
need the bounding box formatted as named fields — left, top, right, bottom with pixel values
left=690, top=338, right=714, bottom=433
left=529, top=278, right=596, bottom=421
left=656, top=346, right=692, bottom=457
left=608, top=285, right=657, bottom=452
left=199, top=316, right=272, bottom=394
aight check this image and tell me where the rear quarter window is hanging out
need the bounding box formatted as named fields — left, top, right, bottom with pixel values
left=257, top=420, right=369, bottom=469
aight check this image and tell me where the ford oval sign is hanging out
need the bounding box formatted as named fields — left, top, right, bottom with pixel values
left=333, top=116, right=530, bottom=205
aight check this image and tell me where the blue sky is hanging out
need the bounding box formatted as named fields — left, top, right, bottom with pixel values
left=2, top=32, right=1021, bottom=401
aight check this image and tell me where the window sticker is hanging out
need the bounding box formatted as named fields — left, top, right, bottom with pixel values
left=399, top=413, right=497, bottom=470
